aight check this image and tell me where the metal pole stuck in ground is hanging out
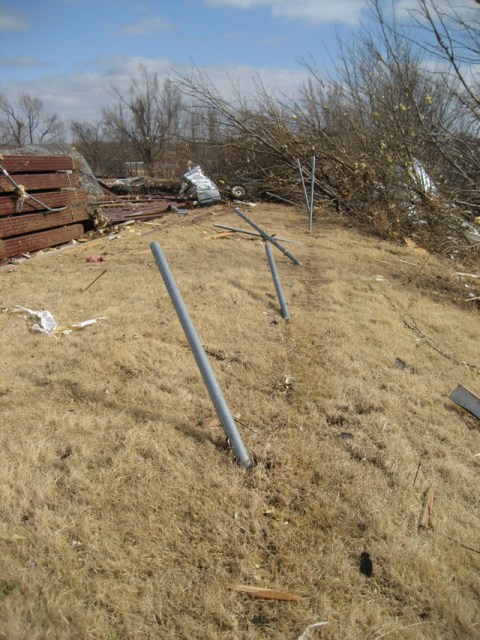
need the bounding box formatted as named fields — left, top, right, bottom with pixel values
left=296, top=159, right=310, bottom=215
left=150, top=241, right=253, bottom=471
left=265, top=243, right=290, bottom=320
left=233, top=207, right=302, bottom=267
left=309, top=155, right=316, bottom=232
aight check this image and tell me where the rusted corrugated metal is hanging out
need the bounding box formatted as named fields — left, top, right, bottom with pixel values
left=0, top=208, right=88, bottom=238
left=0, top=189, right=88, bottom=217
left=0, top=172, right=78, bottom=193
left=0, top=155, right=80, bottom=173
left=0, top=153, right=89, bottom=259
left=102, top=199, right=174, bottom=222
left=0, top=224, right=84, bottom=260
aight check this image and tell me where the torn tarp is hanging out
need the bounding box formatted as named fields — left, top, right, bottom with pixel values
left=180, top=166, right=222, bottom=205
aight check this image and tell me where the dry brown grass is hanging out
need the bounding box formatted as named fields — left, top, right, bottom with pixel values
left=0, top=204, right=479, bottom=640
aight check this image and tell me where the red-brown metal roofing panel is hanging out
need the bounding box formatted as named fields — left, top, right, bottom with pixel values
left=0, top=155, right=79, bottom=173
left=0, top=189, right=89, bottom=217
left=0, top=172, right=79, bottom=193
left=0, top=208, right=89, bottom=238
left=0, top=224, right=84, bottom=260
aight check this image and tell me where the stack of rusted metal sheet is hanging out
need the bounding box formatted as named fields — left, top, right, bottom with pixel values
left=97, top=194, right=187, bottom=223
left=0, top=155, right=89, bottom=260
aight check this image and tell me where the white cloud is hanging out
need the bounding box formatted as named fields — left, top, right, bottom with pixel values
left=0, top=56, right=55, bottom=69
left=0, top=10, right=28, bottom=30
left=203, top=0, right=367, bottom=24
left=0, top=57, right=309, bottom=124
left=119, top=16, right=174, bottom=35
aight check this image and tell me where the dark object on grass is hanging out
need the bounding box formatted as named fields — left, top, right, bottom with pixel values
left=359, top=551, right=373, bottom=577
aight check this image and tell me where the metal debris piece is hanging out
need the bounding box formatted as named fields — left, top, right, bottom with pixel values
left=180, top=165, right=222, bottom=205
left=449, top=384, right=480, bottom=419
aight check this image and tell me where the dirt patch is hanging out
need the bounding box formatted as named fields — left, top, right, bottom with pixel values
left=0, top=205, right=479, bottom=639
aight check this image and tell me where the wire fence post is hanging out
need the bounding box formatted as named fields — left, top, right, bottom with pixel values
left=150, top=241, right=253, bottom=471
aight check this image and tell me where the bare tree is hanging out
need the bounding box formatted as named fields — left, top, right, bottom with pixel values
left=102, top=65, right=183, bottom=175
left=70, top=119, right=105, bottom=173
left=0, top=92, right=64, bottom=145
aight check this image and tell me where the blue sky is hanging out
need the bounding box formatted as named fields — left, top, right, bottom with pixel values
left=0, top=0, right=374, bottom=123
left=0, top=0, right=474, bottom=124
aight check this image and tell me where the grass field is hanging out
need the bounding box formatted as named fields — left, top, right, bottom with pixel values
left=0, top=204, right=479, bottom=639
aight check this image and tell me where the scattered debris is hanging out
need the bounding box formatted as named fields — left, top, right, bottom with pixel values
left=394, top=357, right=415, bottom=373
left=228, top=584, right=302, bottom=601
left=449, top=384, right=480, bottom=420
left=296, top=622, right=329, bottom=639
left=462, top=221, right=480, bottom=245
left=419, top=486, right=435, bottom=530
left=403, top=237, right=429, bottom=255
left=337, top=432, right=354, bottom=440
left=180, top=166, right=222, bottom=205
left=284, top=374, right=295, bottom=389
left=14, top=306, right=56, bottom=335
left=14, top=305, right=105, bottom=336
left=359, top=551, right=373, bottom=577
left=413, top=461, right=422, bottom=487
left=82, top=269, right=108, bottom=293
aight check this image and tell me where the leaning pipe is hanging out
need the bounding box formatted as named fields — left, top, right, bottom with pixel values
left=265, top=243, right=290, bottom=320
left=213, top=223, right=301, bottom=245
left=296, top=159, right=310, bottom=215
left=265, top=191, right=299, bottom=208
left=233, top=207, right=302, bottom=267
left=150, top=241, right=253, bottom=470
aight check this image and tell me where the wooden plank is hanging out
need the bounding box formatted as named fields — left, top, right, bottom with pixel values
left=0, top=208, right=89, bottom=238
left=0, top=189, right=88, bottom=216
left=0, top=172, right=78, bottom=193
left=0, top=155, right=78, bottom=173
left=0, top=224, right=84, bottom=259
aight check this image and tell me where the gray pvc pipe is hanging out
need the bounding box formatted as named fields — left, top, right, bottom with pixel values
left=213, top=223, right=300, bottom=245
left=309, top=155, right=316, bottom=232
left=233, top=207, right=302, bottom=267
left=150, top=241, right=253, bottom=470
left=265, top=191, right=299, bottom=207
left=297, top=159, right=310, bottom=215
left=265, top=243, right=290, bottom=320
